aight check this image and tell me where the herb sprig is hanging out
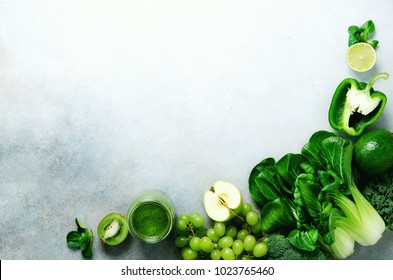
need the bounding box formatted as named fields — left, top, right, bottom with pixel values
left=348, top=20, right=378, bottom=48
left=66, top=218, right=93, bottom=258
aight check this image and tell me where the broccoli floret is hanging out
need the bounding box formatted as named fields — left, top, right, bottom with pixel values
left=264, top=234, right=334, bottom=260
left=361, top=167, right=393, bottom=230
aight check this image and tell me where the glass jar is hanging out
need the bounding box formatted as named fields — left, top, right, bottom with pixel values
left=127, top=189, right=175, bottom=244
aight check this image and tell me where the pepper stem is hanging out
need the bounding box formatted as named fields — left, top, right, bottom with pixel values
left=365, top=72, right=389, bottom=92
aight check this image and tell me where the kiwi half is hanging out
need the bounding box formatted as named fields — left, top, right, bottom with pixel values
left=97, top=213, right=129, bottom=245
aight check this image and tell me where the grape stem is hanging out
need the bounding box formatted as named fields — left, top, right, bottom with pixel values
left=187, top=223, right=196, bottom=236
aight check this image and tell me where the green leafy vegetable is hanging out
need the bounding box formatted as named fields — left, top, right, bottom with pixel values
left=295, top=174, right=322, bottom=218
left=66, top=218, right=93, bottom=258
left=264, top=233, right=333, bottom=260
left=348, top=20, right=378, bottom=48
left=288, top=228, right=319, bottom=252
left=259, top=198, right=297, bottom=234
left=249, top=158, right=274, bottom=206
left=276, top=153, right=313, bottom=193
left=249, top=130, right=386, bottom=259
left=329, top=227, right=355, bottom=260
left=361, top=167, right=393, bottom=231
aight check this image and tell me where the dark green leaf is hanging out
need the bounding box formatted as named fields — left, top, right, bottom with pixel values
left=80, top=231, right=91, bottom=251
left=68, top=218, right=94, bottom=258
left=249, top=182, right=267, bottom=206
left=318, top=170, right=343, bottom=195
left=288, top=228, right=318, bottom=251
left=254, top=168, right=283, bottom=201
left=249, top=157, right=276, bottom=183
left=348, top=36, right=358, bottom=47
left=369, top=39, right=379, bottom=49
left=301, top=130, right=335, bottom=170
left=250, top=158, right=284, bottom=201
left=348, top=25, right=361, bottom=36
left=275, top=153, right=310, bottom=193
left=295, top=174, right=322, bottom=218
left=295, top=204, right=311, bottom=225
left=76, top=218, right=88, bottom=233
left=248, top=158, right=276, bottom=206
left=318, top=170, right=339, bottom=188
left=323, top=232, right=335, bottom=245
left=82, top=230, right=93, bottom=258
left=66, top=231, right=82, bottom=248
left=347, top=20, right=378, bottom=48
left=260, top=198, right=297, bottom=234
left=321, top=136, right=354, bottom=191
left=319, top=201, right=333, bottom=235
left=361, top=20, right=375, bottom=34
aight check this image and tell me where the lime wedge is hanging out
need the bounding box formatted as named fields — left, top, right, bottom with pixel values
left=346, top=42, right=376, bottom=72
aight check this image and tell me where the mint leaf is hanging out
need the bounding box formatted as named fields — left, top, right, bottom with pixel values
left=76, top=218, right=88, bottom=233
left=66, top=231, right=83, bottom=248
left=361, top=20, right=375, bottom=34
left=81, top=230, right=94, bottom=258
left=348, top=20, right=378, bottom=49
left=67, top=218, right=94, bottom=258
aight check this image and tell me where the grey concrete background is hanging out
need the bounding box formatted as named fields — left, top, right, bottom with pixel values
left=1, top=0, right=392, bottom=260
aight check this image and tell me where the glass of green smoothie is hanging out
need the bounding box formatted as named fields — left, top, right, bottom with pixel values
left=127, top=189, right=175, bottom=244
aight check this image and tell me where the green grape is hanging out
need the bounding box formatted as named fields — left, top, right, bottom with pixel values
left=250, top=222, right=262, bottom=234
left=213, top=222, right=226, bottom=237
left=240, top=202, right=252, bottom=216
left=241, top=255, right=253, bottom=260
left=176, top=219, right=187, bottom=231
left=178, top=213, right=190, bottom=223
left=253, top=242, right=268, bottom=258
left=190, top=213, right=205, bottom=228
left=189, top=236, right=201, bottom=251
left=210, top=249, right=221, bottom=260
left=196, top=226, right=207, bottom=237
left=175, top=236, right=188, bottom=248
left=221, top=247, right=235, bottom=260
left=218, top=236, right=233, bottom=248
left=246, top=211, right=259, bottom=226
left=176, top=229, right=188, bottom=236
left=243, top=235, right=256, bottom=252
left=225, top=225, right=237, bottom=239
left=236, top=228, right=249, bottom=241
left=232, top=239, right=244, bottom=256
left=200, top=236, right=213, bottom=253
left=181, top=247, right=198, bottom=260
left=232, top=215, right=244, bottom=225
left=207, top=228, right=219, bottom=242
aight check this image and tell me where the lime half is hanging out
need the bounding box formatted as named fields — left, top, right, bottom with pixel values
left=346, top=42, right=376, bottom=72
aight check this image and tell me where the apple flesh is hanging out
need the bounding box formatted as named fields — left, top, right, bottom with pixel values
left=204, top=181, right=243, bottom=222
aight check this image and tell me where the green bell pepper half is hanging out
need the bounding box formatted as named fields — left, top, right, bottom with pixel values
left=328, top=72, right=389, bottom=137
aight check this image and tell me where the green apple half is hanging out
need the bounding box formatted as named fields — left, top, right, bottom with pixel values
left=204, top=180, right=243, bottom=222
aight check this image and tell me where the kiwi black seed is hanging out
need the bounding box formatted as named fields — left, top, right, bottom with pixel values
left=97, top=213, right=129, bottom=245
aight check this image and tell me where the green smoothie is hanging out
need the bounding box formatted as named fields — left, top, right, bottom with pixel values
left=127, top=189, right=175, bottom=244
left=131, top=202, right=170, bottom=238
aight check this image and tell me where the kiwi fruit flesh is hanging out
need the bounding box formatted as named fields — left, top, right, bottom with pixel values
left=97, top=213, right=129, bottom=245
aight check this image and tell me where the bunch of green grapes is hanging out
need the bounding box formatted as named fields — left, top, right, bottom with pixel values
left=174, top=202, right=268, bottom=260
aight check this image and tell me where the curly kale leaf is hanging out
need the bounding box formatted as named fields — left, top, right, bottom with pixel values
left=362, top=167, right=393, bottom=230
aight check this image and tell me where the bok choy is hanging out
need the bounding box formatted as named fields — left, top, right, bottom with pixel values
left=249, top=130, right=385, bottom=259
